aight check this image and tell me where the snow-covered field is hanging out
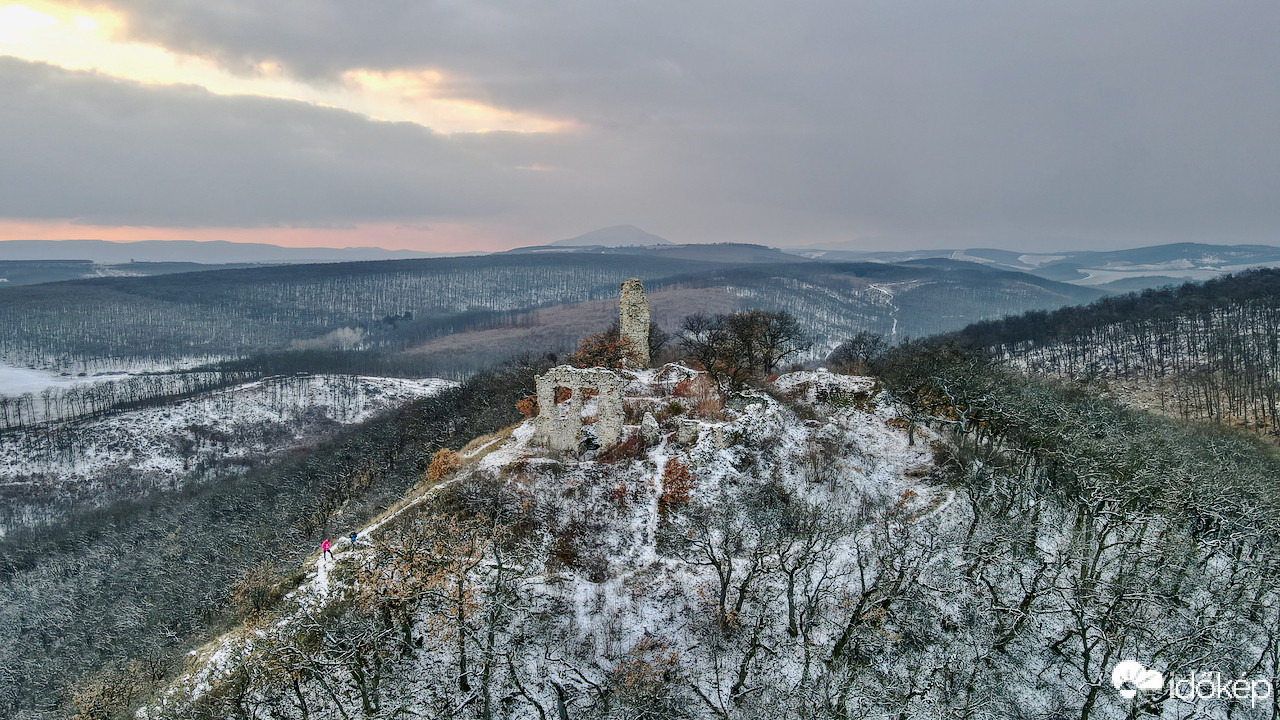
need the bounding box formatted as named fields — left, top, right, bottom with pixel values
left=0, top=363, right=133, bottom=396
left=0, top=374, right=454, bottom=533
left=0, top=354, right=239, bottom=397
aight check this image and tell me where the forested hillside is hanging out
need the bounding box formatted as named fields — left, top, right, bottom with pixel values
left=0, top=255, right=709, bottom=372
left=698, top=260, right=1099, bottom=351
left=141, top=353, right=1280, bottom=719
left=0, top=375, right=453, bottom=536
left=0, top=355, right=553, bottom=720
left=958, top=268, right=1280, bottom=432
left=0, top=254, right=1097, bottom=377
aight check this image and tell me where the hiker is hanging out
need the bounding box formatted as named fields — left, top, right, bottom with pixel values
left=322, top=538, right=332, bottom=561
left=349, top=532, right=358, bottom=547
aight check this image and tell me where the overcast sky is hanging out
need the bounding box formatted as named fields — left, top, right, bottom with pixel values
left=0, top=0, right=1276, bottom=252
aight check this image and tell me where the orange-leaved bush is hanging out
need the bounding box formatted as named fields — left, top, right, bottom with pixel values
left=571, top=326, right=637, bottom=369
left=516, top=395, right=538, bottom=417
left=658, top=458, right=694, bottom=522
left=426, top=448, right=462, bottom=483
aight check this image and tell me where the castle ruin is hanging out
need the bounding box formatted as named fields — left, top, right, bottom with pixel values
left=534, top=365, right=625, bottom=451
left=619, top=278, right=650, bottom=368
left=533, top=280, right=650, bottom=451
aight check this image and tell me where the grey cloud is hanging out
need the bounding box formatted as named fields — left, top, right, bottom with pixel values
left=23, top=2, right=1280, bottom=246
left=0, top=58, right=541, bottom=227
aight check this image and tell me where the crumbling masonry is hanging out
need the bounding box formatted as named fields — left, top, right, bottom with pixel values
left=535, top=365, right=626, bottom=451
left=619, top=278, right=650, bottom=368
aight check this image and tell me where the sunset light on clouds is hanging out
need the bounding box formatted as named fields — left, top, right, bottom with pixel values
left=0, top=2, right=572, bottom=135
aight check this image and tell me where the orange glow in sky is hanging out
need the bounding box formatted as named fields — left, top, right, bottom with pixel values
left=0, top=1, right=580, bottom=246
left=0, top=219, right=532, bottom=253
left=0, top=1, right=575, bottom=135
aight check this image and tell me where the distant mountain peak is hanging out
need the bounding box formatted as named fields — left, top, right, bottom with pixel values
left=550, top=225, right=670, bottom=247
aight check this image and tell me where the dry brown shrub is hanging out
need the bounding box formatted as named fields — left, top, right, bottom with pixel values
left=71, top=661, right=158, bottom=720
left=610, top=637, right=684, bottom=709
left=572, top=328, right=636, bottom=369
left=672, top=377, right=697, bottom=397
left=231, top=560, right=286, bottom=617
left=598, top=434, right=646, bottom=463
left=608, top=482, right=629, bottom=507
left=672, top=373, right=716, bottom=398
left=673, top=374, right=723, bottom=420
left=691, top=394, right=724, bottom=421
left=658, top=458, right=694, bottom=522
left=516, top=395, right=538, bottom=417
left=426, top=448, right=463, bottom=483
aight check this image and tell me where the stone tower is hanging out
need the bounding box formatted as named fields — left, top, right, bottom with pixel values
left=619, top=278, right=650, bottom=367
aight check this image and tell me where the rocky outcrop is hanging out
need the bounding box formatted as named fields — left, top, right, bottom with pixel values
left=641, top=412, right=661, bottom=444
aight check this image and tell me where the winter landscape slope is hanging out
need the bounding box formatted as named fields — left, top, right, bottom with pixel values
left=143, top=367, right=950, bottom=719
left=957, top=267, right=1280, bottom=434
left=0, top=358, right=547, bottom=720
left=139, top=357, right=1280, bottom=719
left=0, top=374, right=454, bottom=535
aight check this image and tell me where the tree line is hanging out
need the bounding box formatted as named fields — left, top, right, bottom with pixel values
left=0, top=369, right=261, bottom=431
left=957, top=267, right=1280, bottom=432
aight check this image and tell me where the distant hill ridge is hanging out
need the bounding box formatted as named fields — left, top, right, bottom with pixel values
left=0, top=239, right=444, bottom=264
left=799, top=241, right=1280, bottom=291
left=8, top=235, right=1280, bottom=293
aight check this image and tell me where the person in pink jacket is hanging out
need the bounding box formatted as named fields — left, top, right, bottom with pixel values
left=321, top=538, right=332, bottom=561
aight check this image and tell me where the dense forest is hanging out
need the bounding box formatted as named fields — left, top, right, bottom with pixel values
left=0, top=255, right=711, bottom=371
left=958, top=268, right=1280, bottom=432
left=863, top=337, right=1280, bottom=717
left=0, top=255, right=1097, bottom=376
left=0, top=354, right=554, bottom=720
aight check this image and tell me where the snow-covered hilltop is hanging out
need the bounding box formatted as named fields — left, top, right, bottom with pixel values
left=129, top=352, right=1280, bottom=720
left=141, top=367, right=958, bottom=719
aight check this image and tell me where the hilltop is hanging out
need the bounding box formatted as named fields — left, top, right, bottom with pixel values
left=142, top=366, right=949, bottom=718
left=134, top=347, right=1280, bottom=719
left=550, top=225, right=672, bottom=247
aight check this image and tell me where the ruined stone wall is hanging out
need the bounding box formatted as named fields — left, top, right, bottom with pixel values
left=535, top=365, right=625, bottom=451
left=619, top=278, right=650, bottom=368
